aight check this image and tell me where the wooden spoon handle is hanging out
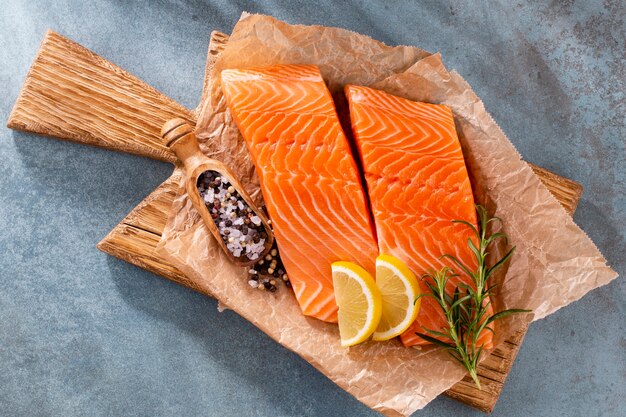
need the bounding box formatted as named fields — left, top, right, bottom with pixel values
left=161, top=118, right=207, bottom=172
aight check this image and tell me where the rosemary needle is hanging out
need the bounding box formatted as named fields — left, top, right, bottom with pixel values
left=415, top=205, right=530, bottom=389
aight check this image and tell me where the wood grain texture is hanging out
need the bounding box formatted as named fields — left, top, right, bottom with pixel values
left=7, top=30, right=195, bottom=162
left=527, top=163, right=583, bottom=215
left=198, top=31, right=230, bottom=114
left=96, top=171, right=207, bottom=294
left=9, top=30, right=584, bottom=413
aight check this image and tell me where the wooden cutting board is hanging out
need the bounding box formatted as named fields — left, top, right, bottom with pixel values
left=7, top=30, right=583, bottom=413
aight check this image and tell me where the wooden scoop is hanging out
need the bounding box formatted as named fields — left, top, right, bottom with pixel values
left=161, top=118, right=274, bottom=267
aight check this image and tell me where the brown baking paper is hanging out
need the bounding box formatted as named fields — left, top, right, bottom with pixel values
left=155, top=14, right=618, bottom=416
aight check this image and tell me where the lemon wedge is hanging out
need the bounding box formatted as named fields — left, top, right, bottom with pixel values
left=372, top=254, right=421, bottom=341
left=331, top=261, right=382, bottom=347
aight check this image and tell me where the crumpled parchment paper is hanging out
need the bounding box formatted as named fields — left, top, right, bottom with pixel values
left=155, top=13, right=618, bottom=417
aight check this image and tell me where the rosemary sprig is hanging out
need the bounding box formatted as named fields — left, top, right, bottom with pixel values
left=415, top=205, right=530, bottom=389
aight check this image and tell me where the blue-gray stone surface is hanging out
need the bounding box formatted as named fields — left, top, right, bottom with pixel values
left=1, top=1, right=624, bottom=416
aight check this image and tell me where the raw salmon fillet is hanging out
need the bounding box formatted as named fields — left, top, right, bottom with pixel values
left=221, top=65, right=378, bottom=322
left=345, top=85, right=493, bottom=349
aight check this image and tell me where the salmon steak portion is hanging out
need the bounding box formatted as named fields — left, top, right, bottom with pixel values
left=221, top=65, right=378, bottom=322
left=345, top=85, right=493, bottom=349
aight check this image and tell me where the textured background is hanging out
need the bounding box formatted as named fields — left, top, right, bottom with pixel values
left=1, top=1, right=624, bottom=416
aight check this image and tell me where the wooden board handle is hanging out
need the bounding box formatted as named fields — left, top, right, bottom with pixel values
left=7, top=30, right=195, bottom=162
